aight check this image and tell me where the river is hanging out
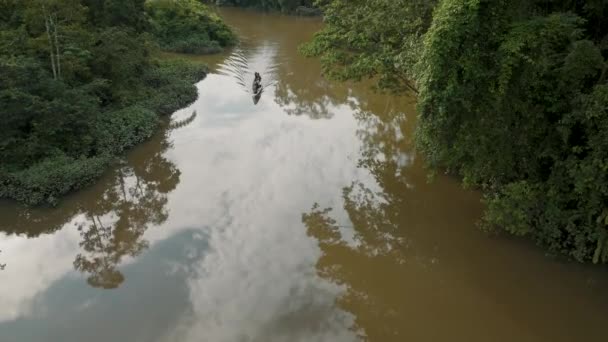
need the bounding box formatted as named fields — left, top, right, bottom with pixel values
left=1, top=8, right=608, bottom=342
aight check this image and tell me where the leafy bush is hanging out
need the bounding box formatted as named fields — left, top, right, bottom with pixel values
left=0, top=155, right=111, bottom=206
left=140, top=59, right=207, bottom=115
left=94, top=105, right=159, bottom=154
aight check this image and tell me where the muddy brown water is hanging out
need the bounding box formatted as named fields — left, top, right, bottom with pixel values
left=1, top=8, right=608, bottom=342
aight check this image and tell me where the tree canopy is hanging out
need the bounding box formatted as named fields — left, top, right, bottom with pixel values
left=147, top=0, right=236, bottom=54
left=0, top=0, right=230, bottom=205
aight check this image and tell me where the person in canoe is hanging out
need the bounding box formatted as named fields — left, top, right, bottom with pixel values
left=253, top=72, right=262, bottom=94
left=252, top=72, right=263, bottom=105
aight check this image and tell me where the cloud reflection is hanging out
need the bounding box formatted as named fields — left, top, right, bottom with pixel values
left=162, top=220, right=359, bottom=342
left=153, top=72, right=369, bottom=342
left=0, top=128, right=180, bottom=322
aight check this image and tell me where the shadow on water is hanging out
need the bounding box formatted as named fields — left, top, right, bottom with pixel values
left=0, top=127, right=180, bottom=289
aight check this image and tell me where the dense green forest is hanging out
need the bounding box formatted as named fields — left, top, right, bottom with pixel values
left=304, top=0, right=608, bottom=264
left=0, top=0, right=234, bottom=205
left=207, top=0, right=318, bottom=14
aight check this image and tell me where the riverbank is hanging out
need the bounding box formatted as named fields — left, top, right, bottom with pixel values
left=0, top=0, right=234, bottom=206
left=0, top=59, right=207, bottom=206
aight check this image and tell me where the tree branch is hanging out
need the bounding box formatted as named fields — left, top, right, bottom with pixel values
left=51, top=13, right=61, bottom=78
left=42, top=5, right=57, bottom=79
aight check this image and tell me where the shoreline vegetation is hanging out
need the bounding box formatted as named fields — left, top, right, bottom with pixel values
left=0, top=0, right=235, bottom=205
left=302, top=0, right=608, bottom=264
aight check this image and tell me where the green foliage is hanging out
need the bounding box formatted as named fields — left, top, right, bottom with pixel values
left=415, top=0, right=608, bottom=263
left=102, top=0, right=147, bottom=29
left=0, top=58, right=205, bottom=205
left=301, top=0, right=436, bottom=93
left=0, top=56, right=99, bottom=169
left=0, top=0, right=211, bottom=205
left=146, top=0, right=236, bottom=54
left=138, top=59, right=207, bottom=115
left=306, top=0, right=608, bottom=263
left=94, top=105, right=159, bottom=154
left=83, top=0, right=148, bottom=31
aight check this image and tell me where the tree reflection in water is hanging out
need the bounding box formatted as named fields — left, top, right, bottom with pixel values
left=0, top=128, right=181, bottom=289
left=273, top=78, right=336, bottom=119
left=301, top=96, right=608, bottom=341
left=301, top=97, right=452, bottom=340
left=272, top=65, right=352, bottom=119
left=76, top=128, right=181, bottom=289
left=302, top=182, right=413, bottom=342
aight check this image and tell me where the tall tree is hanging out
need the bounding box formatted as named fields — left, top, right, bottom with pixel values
left=301, top=0, right=436, bottom=93
left=25, top=0, right=88, bottom=79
